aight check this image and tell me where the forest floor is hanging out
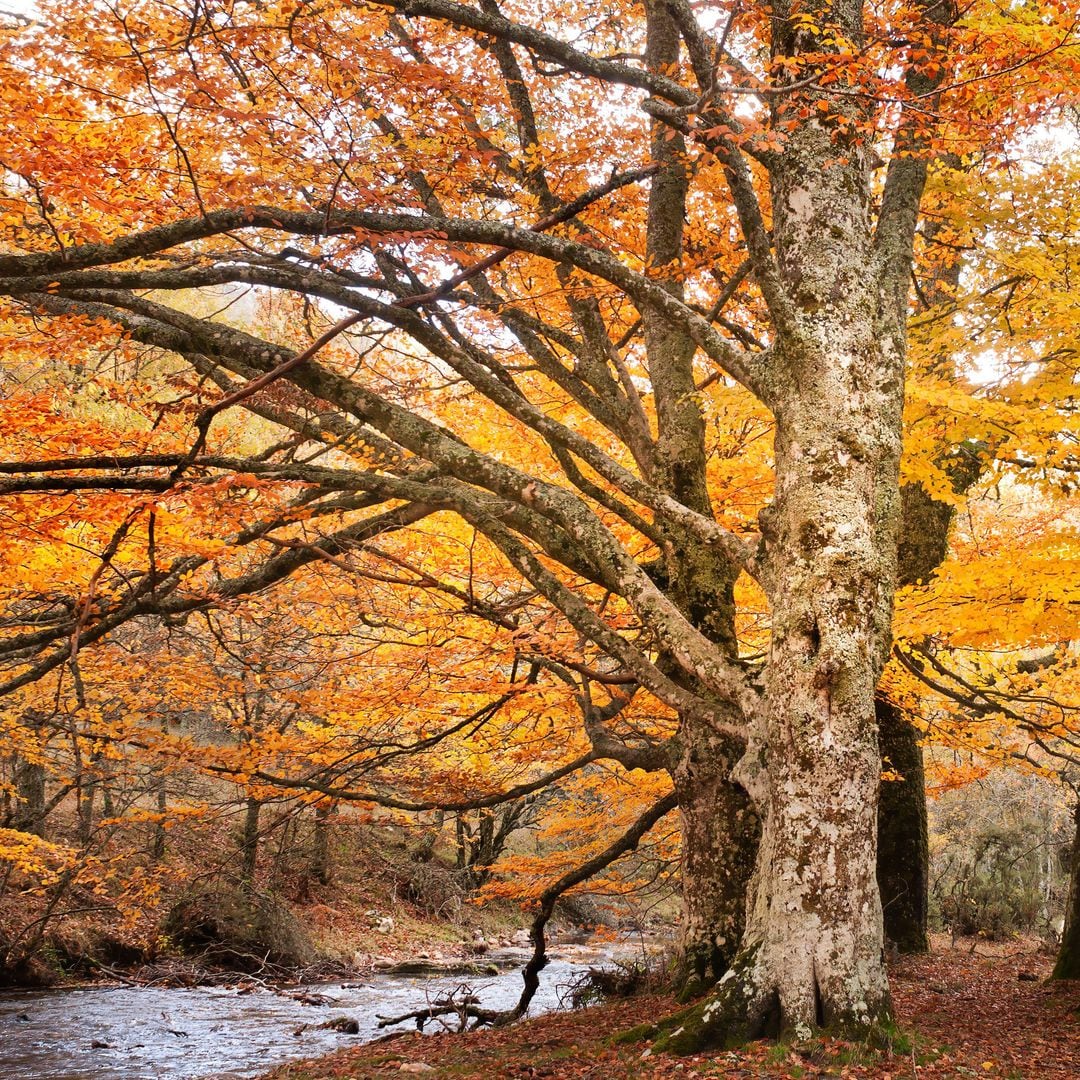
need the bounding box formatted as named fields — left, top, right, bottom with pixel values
left=264, top=937, right=1080, bottom=1080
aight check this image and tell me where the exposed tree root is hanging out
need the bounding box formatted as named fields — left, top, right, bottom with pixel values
left=633, top=947, right=774, bottom=1053
left=617, top=945, right=895, bottom=1055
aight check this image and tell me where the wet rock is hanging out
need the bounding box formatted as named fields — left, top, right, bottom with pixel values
left=288, top=991, right=333, bottom=1006
left=373, top=958, right=499, bottom=977
left=320, top=1016, right=360, bottom=1034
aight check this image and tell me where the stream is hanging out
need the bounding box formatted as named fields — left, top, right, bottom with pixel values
left=0, top=943, right=643, bottom=1079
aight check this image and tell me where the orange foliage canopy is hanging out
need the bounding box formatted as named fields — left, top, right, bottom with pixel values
left=0, top=0, right=1076, bottom=932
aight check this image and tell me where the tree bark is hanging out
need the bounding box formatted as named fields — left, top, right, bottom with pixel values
left=745, top=367, right=897, bottom=1036
left=647, top=26, right=911, bottom=1033
left=311, top=801, right=333, bottom=885
left=671, top=727, right=759, bottom=1000
left=12, top=755, right=46, bottom=837
left=876, top=697, right=929, bottom=953
left=240, top=795, right=260, bottom=890
left=152, top=715, right=169, bottom=861
left=1052, top=801, right=1080, bottom=980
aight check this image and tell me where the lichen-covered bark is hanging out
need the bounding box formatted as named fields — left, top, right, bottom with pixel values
left=658, top=297, right=903, bottom=1048
left=876, top=697, right=929, bottom=954
left=672, top=728, right=759, bottom=999
left=1052, top=801, right=1080, bottom=980
left=639, top=0, right=761, bottom=998
left=649, top=0, right=913, bottom=1039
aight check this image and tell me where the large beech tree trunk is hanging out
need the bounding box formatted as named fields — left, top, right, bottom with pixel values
left=646, top=33, right=913, bottom=1039
left=652, top=312, right=904, bottom=1050
left=740, top=365, right=899, bottom=1037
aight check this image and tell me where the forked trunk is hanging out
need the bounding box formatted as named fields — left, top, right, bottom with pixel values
left=647, top=117, right=906, bottom=1041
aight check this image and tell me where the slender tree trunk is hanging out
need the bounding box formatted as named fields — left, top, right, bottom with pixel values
left=152, top=772, right=168, bottom=862
left=13, top=755, right=46, bottom=837
left=311, top=801, right=333, bottom=885
left=1052, top=801, right=1080, bottom=980
left=77, top=777, right=95, bottom=846
left=240, top=795, right=260, bottom=890
left=101, top=764, right=115, bottom=821
left=876, top=697, right=929, bottom=953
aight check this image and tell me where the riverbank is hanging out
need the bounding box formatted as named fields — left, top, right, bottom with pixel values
left=0, top=935, right=660, bottom=1079
left=0, top=809, right=566, bottom=989
left=265, top=938, right=1080, bottom=1080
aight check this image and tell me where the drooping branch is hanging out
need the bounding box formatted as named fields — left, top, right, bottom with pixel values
left=376, top=789, right=680, bottom=1031
left=252, top=751, right=603, bottom=814
left=12, top=282, right=761, bottom=715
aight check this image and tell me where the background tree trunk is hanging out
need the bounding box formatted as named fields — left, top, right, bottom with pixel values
left=12, top=755, right=46, bottom=837
left=240, top=795, right=261, bottom=890
left=876, top=696, right=929, bottom=953
left=1052, top=801, right=1080, bottom=980
left=311, top=801, right=334, bottom=885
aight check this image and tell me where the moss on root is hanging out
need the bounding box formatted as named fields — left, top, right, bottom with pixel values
left=609, top=1020, right=663, bottom=1046
left=614, top=947, right=768, bottom=1055
left=616, top=946, right=898, bottom=1059
left=674, top=974, right=708, bottom=1005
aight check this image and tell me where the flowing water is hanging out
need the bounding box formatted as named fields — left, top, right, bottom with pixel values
left=0, top=945, right=634, bottom=1079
